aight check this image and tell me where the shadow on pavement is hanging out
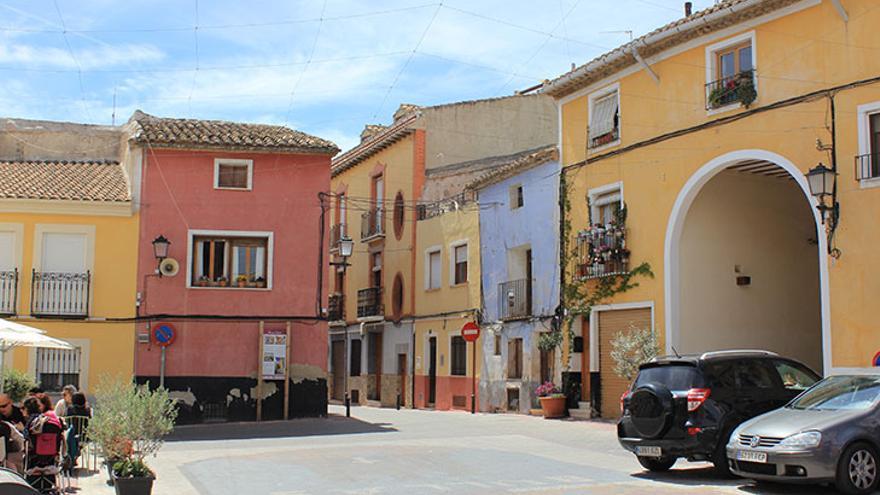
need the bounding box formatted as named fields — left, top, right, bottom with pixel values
left=166, top=413, right=397, bottom=442
left=633, top=467, right=840, bottom=494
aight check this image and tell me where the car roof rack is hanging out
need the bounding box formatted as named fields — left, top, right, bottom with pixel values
left=699, top=349, right=778, bottom=360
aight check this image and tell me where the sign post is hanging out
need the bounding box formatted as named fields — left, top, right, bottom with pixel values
left=461, top=322, right=480, bottom=415
left=152, top=323, right=176, bottom=389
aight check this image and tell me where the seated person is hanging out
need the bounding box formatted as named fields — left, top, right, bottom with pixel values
left=0, top=393, right=25, bottom=432
left=23, top=397, right=63, bottom=469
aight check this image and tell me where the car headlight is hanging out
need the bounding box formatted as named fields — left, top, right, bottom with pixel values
left=779, top=431, right=822, bottom=449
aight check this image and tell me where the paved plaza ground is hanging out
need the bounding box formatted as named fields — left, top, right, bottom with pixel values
left=74, top=405, right=845, bottom=494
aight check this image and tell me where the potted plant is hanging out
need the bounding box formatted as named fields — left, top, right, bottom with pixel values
left=217, top=276, right=228, bottom=287
left=254, top=277, right=266, bottom=288
left=196, top=276, right=209, bottom=287
left=90, top=377, right=177, bottom=495
left=535, top=381, right=567, bottom=419
left=236, top=274, right=248, bottom=288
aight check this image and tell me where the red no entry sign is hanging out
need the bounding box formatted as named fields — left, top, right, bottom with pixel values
left=461, top=322, right=480, bottom=342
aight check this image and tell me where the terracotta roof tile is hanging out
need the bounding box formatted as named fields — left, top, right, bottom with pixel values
left=0, top=159, right=130, bottom=202
left=130, top=110, right=339, bottom=155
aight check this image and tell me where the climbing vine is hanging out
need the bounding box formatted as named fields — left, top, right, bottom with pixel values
left=538, top=169, right=653, bottom=354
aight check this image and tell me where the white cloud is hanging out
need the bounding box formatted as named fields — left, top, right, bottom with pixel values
left=0, top=42, right=164, bottom=70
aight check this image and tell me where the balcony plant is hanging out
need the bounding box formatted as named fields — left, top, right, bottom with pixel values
left=254, top=276, right=266, bottom=288
left=535, top=381, right=566, bottom=419
left=708, top=71, right=757, bottom=109
left=217, top=276, right=228, bottom=287
left=90, top=377, right=177, bottom=495
left=195, top=276, right=209, bottom=287
left=236, top=274, right=248, bottom=288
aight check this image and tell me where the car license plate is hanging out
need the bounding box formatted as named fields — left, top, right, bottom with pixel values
left=736, top=450, right=768, bottom=463
left=636, top=446, right=662, bottom=457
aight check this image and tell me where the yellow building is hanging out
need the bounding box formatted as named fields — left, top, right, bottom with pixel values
left=328, top=96, right=555, bottom=409
left=545, top=0, right=880, bottom=418
left=0, top=119, right=138, bottom=394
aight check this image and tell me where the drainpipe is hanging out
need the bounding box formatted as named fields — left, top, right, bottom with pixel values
left=411, top=325, right=416, bottom=409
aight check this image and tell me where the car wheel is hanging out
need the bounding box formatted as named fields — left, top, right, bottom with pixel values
left=836, top=442, right=880, bottom=495
left=637, top=456, right=676, bottom=472
left=712, top=430, right=733, bottom=478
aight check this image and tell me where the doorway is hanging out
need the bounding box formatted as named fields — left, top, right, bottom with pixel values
left=428, top=336, right=437, bottom=405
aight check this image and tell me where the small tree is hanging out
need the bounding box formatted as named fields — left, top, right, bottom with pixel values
left=2, top=368, right=37, bottom=403
left=610, top=326, right=660, bottom=381
left=90, top=377, right=177, bottom=478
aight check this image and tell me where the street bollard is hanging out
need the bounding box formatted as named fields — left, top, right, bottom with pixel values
left=344, top=394, right=350, bottom=418
left=396, top=394, right=401, bottom=410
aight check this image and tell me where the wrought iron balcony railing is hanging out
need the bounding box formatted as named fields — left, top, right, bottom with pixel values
left=328, top=293, right=345, bottom=322
left=0, top=269, right=18, bottom=316
left=31, top=270, right=90, bottom=318
left=576, top=225, right=630, bottom=280
left=706, top=69, right=757, bottom=110
left=357, top=287, right=383, bottom=319
left=499, top=279, right=531, bottom=321
left=329, top=223, right=347, bottom=251
left=856, top=153, right=880, bottom=181
left=360, top=208, right=384, bottom=241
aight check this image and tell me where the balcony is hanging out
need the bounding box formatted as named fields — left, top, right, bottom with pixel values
left=856, top=153, right=880, bottom=181
left=499, top=279, right=531, bottom=321
left=357, top=287, right=383, bottom=319
left=576, top=225, right=629, bottom=280
left=706, top=69, right=757, bottom=110
left=31, top=270, right=90, bottom=318
left=360, top=208, right=385, bottom=241
left=328, top=293, right=345, bottom=322
left=0, top=269, right=18, bottom=316
left=329, top=223, right=347, bottom=252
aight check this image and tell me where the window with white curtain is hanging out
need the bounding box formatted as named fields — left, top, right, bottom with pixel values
left=589, top=89, right=620, bottom=149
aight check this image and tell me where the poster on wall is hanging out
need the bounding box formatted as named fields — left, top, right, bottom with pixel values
left=262, top=329, right=288, bottom=380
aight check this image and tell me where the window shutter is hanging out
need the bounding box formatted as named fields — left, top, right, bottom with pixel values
left=589, top=92, right=619, bottom=140
left=429, top=251, right=441, bottom=289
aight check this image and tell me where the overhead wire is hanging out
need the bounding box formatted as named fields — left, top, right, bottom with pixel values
left=51, top=0, right=93, bottom=123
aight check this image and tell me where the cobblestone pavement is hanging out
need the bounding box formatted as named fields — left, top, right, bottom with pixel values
left=75, top=405, right=846, bottom=494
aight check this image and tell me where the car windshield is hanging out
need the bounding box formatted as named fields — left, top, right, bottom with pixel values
left=635, top=364, right=701, bottom=391
left=789, top=376, right=880, bottom=411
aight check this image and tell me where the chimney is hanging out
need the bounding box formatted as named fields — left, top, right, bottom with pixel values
left=684, top=2, right=693, bottom=16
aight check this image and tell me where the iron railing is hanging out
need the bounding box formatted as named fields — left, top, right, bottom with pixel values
left=360, top=208, right=384, bottom=240
left=499, top=279, right=531, bottom=321
left=576, top=227, right=630, bottom=279
left=856, top=153, right=880, bottom=181
left=357, top=287, right=383, bottom=319
left=705, top=69, right=756, bottom=110
left=329, top=223, right=347, bottom=250
left=0, top=269, right=18, bottom=316
left=328, top=293, right=345, bottom=322
left=31, top=270, right=90, bottom=318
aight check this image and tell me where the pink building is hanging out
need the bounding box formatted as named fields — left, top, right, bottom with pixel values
left=130, top=111, right=338, bottom=422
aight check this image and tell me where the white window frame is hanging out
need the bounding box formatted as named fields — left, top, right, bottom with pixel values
left=448, top=334, right=468, bottom=377
left=449, top=240, right=468, bottom=286
left=424, top=246, right=442, bottom=291
left=0, top=223, right=23, bottom=316
left=213, top=158, right=254, bottom=191
left=186, top=229, right=274, bottom=290
left=587, top=82, right=621, bottom=153
left=705, top=31, right=757, bottom=116
left=588, top=182, right=623, bottom=226
left=857, top=101, right=880, bottom=189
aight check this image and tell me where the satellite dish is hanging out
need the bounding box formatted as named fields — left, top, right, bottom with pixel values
left=159, top=258, right=180, bottom=277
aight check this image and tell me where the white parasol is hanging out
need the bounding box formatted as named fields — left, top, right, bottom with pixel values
left=0, top=319, right=76, bottom=393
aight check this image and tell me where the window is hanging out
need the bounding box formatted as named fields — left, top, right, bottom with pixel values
left=716, top=42, right=752, bottom=82
left=588, top=183, right=622, bottom=226
left=508, top=338, right=523, bottom=379
left=350, top=339, right=362, bottom=376
left=705, top=32, right=757, bottom=110
left=191, top=233, right=270, bottom=288
left=494, top=334, right=502, bottom=356
left=451, top=336, right=467, bottom=376
left=427, top=249, right=441, bottom=290
left=540, top=348, right=554, bottom=385
left=510, top=185, right=524, bottom=209
left=36, top=348, right=80, bottom=392
left=35, top=232, right=90, bottom=316
left=773, top=360, right=819, bottom=392
left=857, top=102, right=880, bottom=183
left=453, top=244, right=468, bottom=285
left=588, top=86, right=620, bottom=149
left=370, top=252, right=382, bottom=288
left=214, top=159, right=253, bottom=190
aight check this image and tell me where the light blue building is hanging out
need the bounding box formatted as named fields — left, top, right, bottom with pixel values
left=470, top=146, right=562, bottom=414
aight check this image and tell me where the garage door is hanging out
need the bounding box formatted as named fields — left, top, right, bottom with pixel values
left=599, top=308, right=652, bottom=419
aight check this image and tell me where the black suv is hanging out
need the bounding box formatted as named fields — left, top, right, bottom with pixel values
left=618, top=350, right=820, bottom=474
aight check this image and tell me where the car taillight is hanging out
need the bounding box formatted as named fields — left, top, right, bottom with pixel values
left=620, top=391, right=630, bottom=413
left=687, top=388, right=710, bottom=412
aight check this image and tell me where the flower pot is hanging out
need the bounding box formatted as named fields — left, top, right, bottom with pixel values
left=237, top=281, right=247, bottom=288
left=539, top=396, right=567, bottom=419
left=113, top=475, right=155, bottom=495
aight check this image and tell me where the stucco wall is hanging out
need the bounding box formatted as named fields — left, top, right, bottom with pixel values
left=0, top=118, right=122, bottom=162
left=679, top=171, right=821, bottom=370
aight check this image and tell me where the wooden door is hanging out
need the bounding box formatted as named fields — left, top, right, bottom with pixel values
left=598, top=308, right=651, bottom=418
left=428, top=337, right=437, bottom=405
left=397, top=353, right=407, bottom=406
left=331, top=340, right=345, bottom=401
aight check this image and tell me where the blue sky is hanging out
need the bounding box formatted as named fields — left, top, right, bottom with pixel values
left=0, top=0, right=716, bottom=152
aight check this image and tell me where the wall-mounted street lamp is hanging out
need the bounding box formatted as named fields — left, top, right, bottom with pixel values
left=329, top=235, right=353, bottom=417
left=805, top=163, right=841, bottom=258
left=152, top=235, right=171, bottom=276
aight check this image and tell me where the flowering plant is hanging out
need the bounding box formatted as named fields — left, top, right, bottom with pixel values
left=535, top=381, right=564, bottom=398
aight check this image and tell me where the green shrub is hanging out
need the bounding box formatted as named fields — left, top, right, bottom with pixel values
left=610, top=326, right=660, bottom=381
left=2, top=368, right=37, bottom=403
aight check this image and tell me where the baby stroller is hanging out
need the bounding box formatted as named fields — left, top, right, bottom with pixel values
left=24, top=428, right=62, bottom=495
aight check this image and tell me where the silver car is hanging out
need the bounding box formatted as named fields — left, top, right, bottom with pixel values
left=726, top=374, right=880, bottom=494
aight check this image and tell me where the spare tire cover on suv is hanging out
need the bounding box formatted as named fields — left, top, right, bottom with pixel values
left=629, top=382, right=674, bottom=439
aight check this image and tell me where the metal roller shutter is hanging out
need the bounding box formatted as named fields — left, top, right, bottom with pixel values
left=598, top=308, right=652, bottom=419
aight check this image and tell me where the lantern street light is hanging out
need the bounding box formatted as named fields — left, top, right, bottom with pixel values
left=805, top=163, right=840, bottom=258
left=330, top=234, right=353, bottom=417
left=152, top=235, right=171, bottom=276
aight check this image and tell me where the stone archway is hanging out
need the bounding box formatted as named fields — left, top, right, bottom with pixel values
left=664, top=150, right=831, bottom=373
